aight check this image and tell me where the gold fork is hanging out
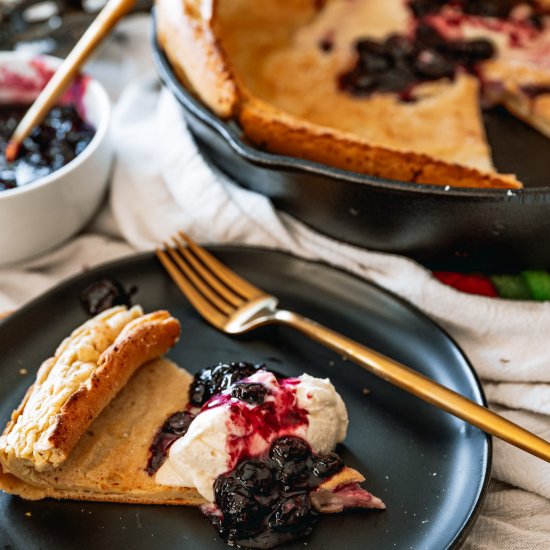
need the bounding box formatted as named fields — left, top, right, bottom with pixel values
left=157, top=231, right=550, bottom=462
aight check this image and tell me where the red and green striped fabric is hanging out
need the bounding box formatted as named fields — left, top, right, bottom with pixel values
left=433, top=271, right=550, bottom=300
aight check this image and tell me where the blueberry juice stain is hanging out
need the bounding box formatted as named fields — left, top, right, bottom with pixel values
left=0, top=103, right=95, bottom=191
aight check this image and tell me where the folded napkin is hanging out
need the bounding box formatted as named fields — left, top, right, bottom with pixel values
left=1, top=14, right=550, bottom=548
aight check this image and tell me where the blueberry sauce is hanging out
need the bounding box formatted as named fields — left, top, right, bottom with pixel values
left=338, top=24, right=495, bottom=100
left=0, top=103, right=95, bottom=191
left=147, top=366, right=311, bottom=479
left=147, top=364, right=376, bottom=549
left=231, top=382, right=270, bottom=405
left=146, top=411, right=195, bottom=475
left=79, top=278, right=137, bottom=316
left=204, top=436, right=345, bottom=549
left=339, top=0, right=550, bottom=100
left=190, top=361, right=267, bottom=407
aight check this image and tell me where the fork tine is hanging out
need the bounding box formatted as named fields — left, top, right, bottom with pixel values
left=156, top=248, right=228, bottom=328
left=173, top=236, right=244, bottom=308
left=163, top=242, right=234, bottom=315
left=178, top=231, right=265, bottom=300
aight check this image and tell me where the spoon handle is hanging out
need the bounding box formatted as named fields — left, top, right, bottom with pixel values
left=6, top=0, right=136, bottom=160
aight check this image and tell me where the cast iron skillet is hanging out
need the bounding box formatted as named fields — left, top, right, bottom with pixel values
left=151, top=14, right=550, bottom=272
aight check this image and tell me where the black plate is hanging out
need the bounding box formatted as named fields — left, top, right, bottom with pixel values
left=0, top=249, right=490, bottom=549
left=151, top=14, right=550, bottom=272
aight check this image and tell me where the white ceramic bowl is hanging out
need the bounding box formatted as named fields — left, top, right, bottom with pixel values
left=0, top=52, right=112, bottom=265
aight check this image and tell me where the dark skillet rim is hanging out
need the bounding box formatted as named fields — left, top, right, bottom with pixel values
left=150, top=12, right=548, bottom=203
left=0, top=246, right=492, bottom=549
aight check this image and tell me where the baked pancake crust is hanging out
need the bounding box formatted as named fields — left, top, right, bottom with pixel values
left=239, top=94, right=520, bottom=188
left=156, top=0, right=238, bottom=118
left=0, top=307, right=180, bottom=475
left=156, top=0, right=550, bottom=189
left=221, top=0, right=495, bottom=172
left=0, top=358, right=205, bottom=506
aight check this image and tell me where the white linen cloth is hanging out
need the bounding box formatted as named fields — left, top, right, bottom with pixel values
left=1, top=14, right=550, bottom=548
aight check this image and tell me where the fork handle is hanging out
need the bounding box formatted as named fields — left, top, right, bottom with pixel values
left=274, top=309, right=550, bottom=462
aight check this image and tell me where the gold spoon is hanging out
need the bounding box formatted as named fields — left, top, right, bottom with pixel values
left=5, top=0, right=136, bottom=162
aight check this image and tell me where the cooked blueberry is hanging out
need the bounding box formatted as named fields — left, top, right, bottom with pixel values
left=79, top=278, right=136, bottom=316
left=307, top=452, right=344, bottom=478
left=463, top=0, right=510, bottom=18
left=529, top=13, right=544, bottom=30
left=190, top=380, right=208, bottom=405
left=414, top=49, right=454, bottom=79
left=214, top=474, right=241, bottom=505
left=214, top=476, right=264, bottom=536
left=385, top=34, right=416, bottom=60
left=217, top=484, right=262, bottom=534
left=146, top=411, right=195, bottom=475
left=451, top=39, right=495, bottom=62
left=276, top=461, right=310, bottom=488
left=206, top=434, right=345, bottom=546
left=339, top=71, right=376, bottom=94
left=408, top=0, right=446, bottom=18
left=376, top=70, right=414, bottom=93
left=361, top=51, right=392, bottom=74
left=415, top=22, right=445, bottom=49
left=339, top=16, right=497, bottom=99
left=269, top=436, right=311, bottom=468
left=235, top=460, right=275, bottom=495
left=231, top=382, right=268, bottom=404
left=268, top=494, right=313, bottom=532
left=164, top=411, right=195, bottom=435
left=356, top=38, right=385, bottom=57
left=0, top=102, right=95, bottom=190
left=190, top=361, right=266, bottom=406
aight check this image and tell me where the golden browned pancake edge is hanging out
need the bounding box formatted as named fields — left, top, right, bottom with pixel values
left=0, top=358, right=205, bottom=506
left=0, top=309, right=181, bottom=475
left=156, top=0, right=238, bottom=118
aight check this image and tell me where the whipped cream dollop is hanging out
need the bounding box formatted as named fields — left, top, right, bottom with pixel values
left=155, top=371, right=348, bottom=501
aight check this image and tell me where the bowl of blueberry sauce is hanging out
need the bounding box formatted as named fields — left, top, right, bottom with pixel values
left=0, top=52, right=112, bottom=265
